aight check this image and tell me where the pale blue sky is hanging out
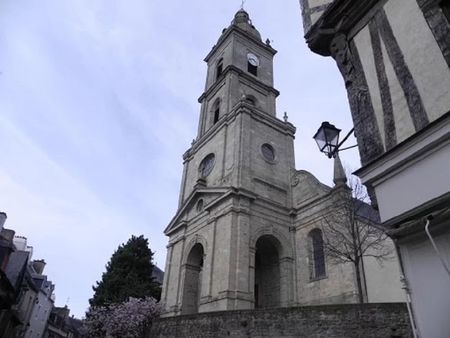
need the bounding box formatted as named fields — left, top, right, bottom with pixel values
left=0, top=0, right=358, bottom=318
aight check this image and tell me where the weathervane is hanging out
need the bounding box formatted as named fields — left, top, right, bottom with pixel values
left=240, top=0, right=246, bottom=9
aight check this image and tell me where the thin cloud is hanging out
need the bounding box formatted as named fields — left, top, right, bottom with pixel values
left=0, top=0, right=359, bottom=318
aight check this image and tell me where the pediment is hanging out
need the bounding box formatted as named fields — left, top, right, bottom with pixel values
left=291, top=170, right=331, bottom=208
left=164, top=187, right=229, bottom=235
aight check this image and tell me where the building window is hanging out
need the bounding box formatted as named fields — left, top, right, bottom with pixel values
left=212, top=99, right=220, bottom=124
left=441, top=1, right=450, bottom=22
left=247, top=52, right=259, bottom=76
left=216, top=58, right=223, bottom=80
left=196, top=199, right=204, bottom=212
left=214, top=108, right=220, bottom=124
left=261, top=143, right=275, bottom=162
left=309, top=229, right=326, bottom=280
left=248, top=62, right=258, bottom=76
left=199, top=154, right=215, bottom=177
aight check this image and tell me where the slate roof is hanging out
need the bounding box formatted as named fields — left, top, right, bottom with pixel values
left=354, top=199, right=381, bottom=223
left=4, top=251, right=29, bottom=291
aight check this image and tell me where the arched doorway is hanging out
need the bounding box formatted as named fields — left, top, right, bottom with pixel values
left=254, top=235, right=281, bottom=308
left=181, top=243, right=204, bottom=315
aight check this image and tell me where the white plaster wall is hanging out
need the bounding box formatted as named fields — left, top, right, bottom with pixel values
left=376, top=142, right=450, bottom=222
left=353, top=0, right=450, bottom=150
left=363, top=239, right=405, bottom=303
left=401, top=229, right=450, bottom=338
left=380, top=37, right=415, bottom=144
left=384, top=0, right=450, bottom=123
left=303, top=0, right=334, bottom=29
left=353, top=26, right=386, bottom=150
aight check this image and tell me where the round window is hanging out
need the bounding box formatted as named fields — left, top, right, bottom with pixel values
left=199, top=153, right=215, bottom=177
left=261, top=144, right=275, bottom=162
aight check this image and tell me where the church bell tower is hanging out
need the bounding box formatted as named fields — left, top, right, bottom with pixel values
left=161, top=9, right=297, bottom=316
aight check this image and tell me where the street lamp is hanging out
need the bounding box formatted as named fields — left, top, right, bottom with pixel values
left=313, top=122, right=355, bottom=158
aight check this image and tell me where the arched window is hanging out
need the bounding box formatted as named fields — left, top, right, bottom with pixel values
left=309, top=229, right=326, bottom=279
left=216, top=58, right=224, bottom=80
left=212, top=99, right=220, bottom=124
left=196, top=199, right=204, bottom=212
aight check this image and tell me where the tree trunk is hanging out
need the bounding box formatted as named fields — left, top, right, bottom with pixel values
left=354, top=258, right=364, bottom=303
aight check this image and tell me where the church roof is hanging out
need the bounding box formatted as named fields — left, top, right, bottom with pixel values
left=232, top=9, right=261, bottom=40
left=204, top=9, right=275, bottom=62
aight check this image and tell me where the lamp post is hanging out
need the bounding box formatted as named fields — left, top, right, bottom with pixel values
left=313, top=122, right=356, bottom=158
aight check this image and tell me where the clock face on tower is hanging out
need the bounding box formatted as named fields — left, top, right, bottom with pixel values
left=247, top=53, right=260, bottom=67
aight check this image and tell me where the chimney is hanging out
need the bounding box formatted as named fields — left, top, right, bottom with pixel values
left=1, top=228, right=15, bottom=242
left=32, top=259, right=46, bottom=275
left=13, top=236, right=28, bottom=251
left=0, top=212, right=6, bottom=230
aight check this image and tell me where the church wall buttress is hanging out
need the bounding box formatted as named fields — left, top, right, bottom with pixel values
left=234, top=211, right=252, bottom=307
left=226, top=211, right=239, bottom=299
left=161, top=238, right=185, bottom=315
left=210, top=213, right=234, bottom=302
left=205, top=218, right=217, bottom=300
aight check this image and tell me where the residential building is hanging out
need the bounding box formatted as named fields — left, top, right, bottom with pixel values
left=0, top=212, right=56, bottom=338
left=300, top=1, right=450, bottom=337
left=45, top=306, right=83, bottom=338
left=23, top=260, right=54, bottom=338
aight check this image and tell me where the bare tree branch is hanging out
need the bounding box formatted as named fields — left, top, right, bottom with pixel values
left=318, top=172, right=392, bottom=303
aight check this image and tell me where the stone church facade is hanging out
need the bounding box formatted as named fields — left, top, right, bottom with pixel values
left=160, top=9, right=403, bottom=317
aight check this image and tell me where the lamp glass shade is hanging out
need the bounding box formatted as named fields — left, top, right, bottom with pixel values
left=313, top=122, right=341, bottom=157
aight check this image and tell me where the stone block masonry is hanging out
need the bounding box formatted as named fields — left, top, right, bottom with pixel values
left=148, top=303, right=412, bottom=337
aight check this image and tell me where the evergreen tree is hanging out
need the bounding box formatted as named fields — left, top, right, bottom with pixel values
left=89, top=235, right=161, bottom=307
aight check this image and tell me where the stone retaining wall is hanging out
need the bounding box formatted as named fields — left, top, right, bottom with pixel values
left=148, top=303, right=412, bottom=337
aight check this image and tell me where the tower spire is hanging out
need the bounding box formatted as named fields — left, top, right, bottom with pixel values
left=333, top=154, right=347, bottom=186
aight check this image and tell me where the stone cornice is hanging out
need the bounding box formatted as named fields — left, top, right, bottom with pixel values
left=305, top=0, right=380, bottom=56
left=198, top=65, right=280, bottom=103
left=164, top=186, right=257, bottom=236
left=183, top=102, right=295, bottom=162
left=204, top=25, right=277, bottom=63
